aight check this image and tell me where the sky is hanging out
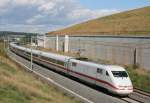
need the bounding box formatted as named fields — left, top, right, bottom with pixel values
left=79, top=0, right=150, bottom=10
left=0, top=0, right=149, bottom=33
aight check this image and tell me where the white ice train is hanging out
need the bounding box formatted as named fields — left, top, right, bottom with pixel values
left=10, top=43, right=133, bottom=95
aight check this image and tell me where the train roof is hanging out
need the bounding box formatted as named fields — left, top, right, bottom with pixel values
left=105, top=65, right=125, bottom=71
left=70, top=59, right=125, bottom=71
left=39, top=51, right=72, bottom=61
left=10, top=43, right=72, bottom=61
left=10, top=43, right=125, bottom=71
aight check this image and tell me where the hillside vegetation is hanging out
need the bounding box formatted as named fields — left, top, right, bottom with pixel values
left=0, top=41, right=80, bottom=103
left=48, top=6, right=150, bottom=36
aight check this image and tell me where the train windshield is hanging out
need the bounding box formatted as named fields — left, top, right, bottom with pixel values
left=112, top=71, right=128, bottom=77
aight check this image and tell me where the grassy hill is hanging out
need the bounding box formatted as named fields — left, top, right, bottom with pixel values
left=0, top=41, right=80, bottom=103
left=48, top=6, right=150, bottom=36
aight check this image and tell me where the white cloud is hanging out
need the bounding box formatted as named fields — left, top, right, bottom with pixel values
left=26, top=14, right=44, bottom=24
left=0, top=0, right=11, bottom=13
left=0, top=0, right=10, bottom=7
left=67, top=7, right=119, bottom=23
left=13, top=0, right=33, bottom=5
left=0, top=24, right=63, bottom=33
left=0, top=0, right=119, bottom=33
left=13, top=0, right=44, bottom=6
left=38, top=2, right=56, bottom=12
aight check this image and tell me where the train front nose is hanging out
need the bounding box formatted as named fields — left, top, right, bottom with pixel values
left=113, top=77, right=133, bottom=95
left=116, top=85, right=133, bottom=95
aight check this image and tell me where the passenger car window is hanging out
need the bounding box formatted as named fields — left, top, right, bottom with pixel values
left=106, top=71, right=109, bottom=76
left=72, top=62, right=77, bottom=67
left=97, top=68, right=103, bottom=74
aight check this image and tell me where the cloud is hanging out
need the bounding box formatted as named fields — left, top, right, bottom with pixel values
left=0, top=0, right=119, bottom=33
left=67, top=8, right=118, bottom=22
left=0, top=24, right=63, bottom=33
left=0, top=0, right=11, bottom=13
left=38, top=2, right=56, bottom=12
left=0, top=0, right=10, bottom=8
left=13, top=0, right=45, bottom=6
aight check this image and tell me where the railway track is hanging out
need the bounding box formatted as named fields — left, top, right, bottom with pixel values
left=8, top=49, right=129, bottom=103
left=8, top=48, right=150, bottom=103
left=134, top=88, right=150, bottom=97
left=121, top=97, right=143, bottom=103
left=120, top=88, right=150, bottom=103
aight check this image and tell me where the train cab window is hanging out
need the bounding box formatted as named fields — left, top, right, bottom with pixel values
left=112, top=71, right=128, bottom=77
left=106, top=71, right=109, bottom=76
left=72, top=62, right=77, bottom=67
left=97, top=68, right=103, bottom=74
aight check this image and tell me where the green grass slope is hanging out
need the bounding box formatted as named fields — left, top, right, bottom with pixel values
left=0, top=41, right=80, bottom=103
left=49, top=6, right=150, bottom=36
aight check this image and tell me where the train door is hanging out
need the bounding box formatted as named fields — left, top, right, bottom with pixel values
left=96, top=68, right=103, bottom=85
left=104, top=70, right=111, bottom=81
left=103, top=70, right=112, bottom=89
left=65, top=59, right=71, bottom=74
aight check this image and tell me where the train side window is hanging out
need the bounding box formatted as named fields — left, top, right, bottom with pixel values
left=97, top=68, right=103, bottom=74
left=72, top=62, right=77, bottom=67
left=33, top=54, right=38, bottom=57
left=106, top=71, right=109, bottom=76
left=57, top=60, right=64, bottom=66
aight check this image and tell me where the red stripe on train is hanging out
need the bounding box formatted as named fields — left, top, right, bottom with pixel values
left=34, top=56, right=120, bottom=90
